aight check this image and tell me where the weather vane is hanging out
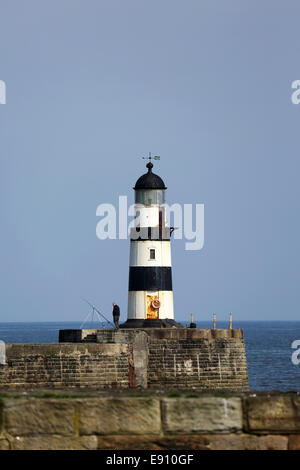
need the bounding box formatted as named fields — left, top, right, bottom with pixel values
left=142, top=152, right=160, bottom=161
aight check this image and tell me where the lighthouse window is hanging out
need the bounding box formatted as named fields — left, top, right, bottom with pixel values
left=150, top=249, right=156, bottom=260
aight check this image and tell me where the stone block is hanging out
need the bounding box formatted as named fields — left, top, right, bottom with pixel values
left=207, top=433, right=288, bottom=450
left=97, top=435, right=210, bottom=450
left=288, top=435, right=300, bottom=450
left=0, top=400, right=3, bottom=434
left=78, top=398, right=161, bottom=435
left=245, top=396, right=300, bottom=433
left=0, top=438, right=10, bottom=450
left=161, top=397, right=243, bottom=434
left=3, top=398, right=76, bottom=436
left=12, top=435, right=98, bottom=450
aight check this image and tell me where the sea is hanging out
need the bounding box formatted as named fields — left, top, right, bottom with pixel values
left=0, top=321, right=299, bottom=391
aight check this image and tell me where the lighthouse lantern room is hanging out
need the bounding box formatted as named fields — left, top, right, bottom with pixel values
left=120, top=159, right=182, bottom=328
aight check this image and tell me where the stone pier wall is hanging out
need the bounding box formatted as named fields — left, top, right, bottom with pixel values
left=0, top=329, right=248, bottom=391
left=0, top=343, right=129, bottom=389
left=94, top=328, right=249, bottom=391
left=0, top=393, right=299, bottom=450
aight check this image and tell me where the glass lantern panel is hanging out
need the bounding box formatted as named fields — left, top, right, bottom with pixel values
left=135, top=190, right=165, bottom=205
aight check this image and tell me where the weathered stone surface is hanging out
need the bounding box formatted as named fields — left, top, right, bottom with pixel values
left=0, top=400, right=3, bottom=434
left=97, top=433, right=288, bottom=450
left=79, top=398, right=161, bottom=435
left=0, top=330, right=248, bottom=392
left=0, top=343, right=130, bottom=390
left=245, top=396, right=300, bottom=433
left=162, top=398, right=243, bottom=434
left=0, top=394, right=298, bottom=450
left=97, top=435, right=210, bottom=450
left=12, top=435, right=98, bottom=450
left=288, top=435, right=300, bottom=450
left=93, top=328, right=245, bottom=343
left=132, top=332, right=148, bottom=388
left=207, top=434, right=288, bottom=450
left=0, top=438, right=10, bottom=450
left=3, top=399, right=76, bottom=436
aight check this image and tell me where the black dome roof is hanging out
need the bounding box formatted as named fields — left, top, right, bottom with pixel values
left=134, top=162, right=167, bottom=190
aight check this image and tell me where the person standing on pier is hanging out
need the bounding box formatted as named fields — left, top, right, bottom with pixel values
left=112, top=302, right=120, bottom=329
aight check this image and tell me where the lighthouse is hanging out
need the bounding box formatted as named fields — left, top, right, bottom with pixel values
left=120, top=158, right=182, bottom=328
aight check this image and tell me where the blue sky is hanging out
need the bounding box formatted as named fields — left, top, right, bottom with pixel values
left=0, top=0, right=299, bottom=322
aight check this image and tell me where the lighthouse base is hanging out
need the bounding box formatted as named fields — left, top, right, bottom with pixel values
left=119, top=318, right=183, bottom=329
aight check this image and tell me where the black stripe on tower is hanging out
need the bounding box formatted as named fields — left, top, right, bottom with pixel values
left=130, top=227, right=173, bottom=241
left=129, top=267, right=172, bottom=291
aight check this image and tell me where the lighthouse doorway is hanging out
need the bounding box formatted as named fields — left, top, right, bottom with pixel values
left=146, top=292, right=160, bottom=319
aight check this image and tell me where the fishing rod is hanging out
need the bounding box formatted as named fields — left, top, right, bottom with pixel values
left=82, top=298, right=115, bottom=328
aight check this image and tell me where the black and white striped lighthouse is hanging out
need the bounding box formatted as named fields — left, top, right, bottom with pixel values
left=120, top=158, right=182, bottom=328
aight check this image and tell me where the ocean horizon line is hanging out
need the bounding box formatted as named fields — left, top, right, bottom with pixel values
left=0, top=320, right=300, bottom=324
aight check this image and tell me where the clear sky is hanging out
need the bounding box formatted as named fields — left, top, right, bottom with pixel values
left=0, top=0, right=299, bottom=322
